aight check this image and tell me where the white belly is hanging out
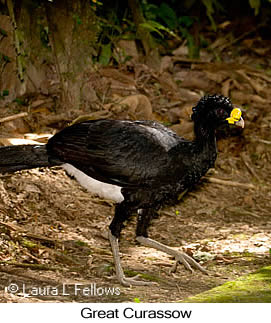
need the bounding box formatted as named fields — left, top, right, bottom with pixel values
left=62, top=163, right=124, bottom=203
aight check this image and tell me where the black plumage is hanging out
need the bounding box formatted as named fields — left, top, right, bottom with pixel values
left=0, top=94, right=244, bottom=286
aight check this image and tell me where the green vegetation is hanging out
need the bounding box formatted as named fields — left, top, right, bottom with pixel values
left=3, top=0, right=271, bottom=70
left=181, top=266, right=271, bottom=302
left=90, top=0, right=271, bottom=64
left=124, top=269, right=163, bottom=283
left=0, top=89, right=9, bottom=100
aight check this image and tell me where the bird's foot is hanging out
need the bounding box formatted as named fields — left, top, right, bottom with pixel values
left=171, top=252, right=208, bottom=275
left=116, top=273, right=156, bottom=287
left=136, top=236, right=208, bottom=275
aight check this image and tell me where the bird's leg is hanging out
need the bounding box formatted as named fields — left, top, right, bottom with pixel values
left=108, top=231, right=153, bottom=286
left=136, top=208, right=208, bottom=275
left=136, top=236, right=208, bottom=274
left=108, top=203, right=155, bottom=286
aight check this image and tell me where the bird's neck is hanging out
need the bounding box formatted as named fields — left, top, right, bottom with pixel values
left=194, top=121, right=216, bottom=146
left=193, top=121, right=218, bottom=168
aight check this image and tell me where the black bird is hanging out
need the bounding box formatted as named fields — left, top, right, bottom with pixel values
left=0, top=94, right=244, bottom=286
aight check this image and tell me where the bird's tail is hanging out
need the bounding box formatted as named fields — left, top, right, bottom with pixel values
left=0, top=145, right=60, bottom=173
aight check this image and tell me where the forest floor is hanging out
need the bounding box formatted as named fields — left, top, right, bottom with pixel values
left=0, top=29, right=271, bottom=302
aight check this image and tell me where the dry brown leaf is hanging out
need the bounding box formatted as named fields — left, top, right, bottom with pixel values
left=116, top=94, right=153, bottom=120
left=205, top=71, right=228, bottom=84
left=158, top=72, right=179, bottom=92
left=180, top=71, right=217, bottom=92
left=159, top=56, right=174, bottom=73
left=100, top=68, right=135, bottom=86
left=236, top=70, right=263, bottom=94
left=221, top=79, right=231, bottom=97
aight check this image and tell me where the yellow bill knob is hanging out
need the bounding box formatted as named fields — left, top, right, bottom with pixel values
left=226, top=108, right=242, bottom=124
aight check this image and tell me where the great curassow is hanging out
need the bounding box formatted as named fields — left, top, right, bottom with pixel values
left=0, top=94, right=244, bottom=286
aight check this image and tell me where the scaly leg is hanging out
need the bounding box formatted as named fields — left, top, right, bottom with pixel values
left=108, top=230, right=155, bottom=286
left=108, top=203, right=155, bottom=286
left=136, top=236, right=208, bottom=274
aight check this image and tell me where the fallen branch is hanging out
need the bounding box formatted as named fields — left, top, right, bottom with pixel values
left=255, top=138, right=271, bottom=145
left=0, top=260, right=61, bottom=271
left=0, top=112, right=28, bottom=124
left=110, top=85, right=137, bottom=92
left=203, top=177, right=255, bottom=189
left=0, top=220, right=32, bottom=234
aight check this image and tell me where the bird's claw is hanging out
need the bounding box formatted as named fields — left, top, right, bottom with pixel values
left=170, top=252, right=208, bottom=275
left=117, top=274, right=157, bottom=287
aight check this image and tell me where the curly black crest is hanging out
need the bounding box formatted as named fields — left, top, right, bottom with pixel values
left=191, top=94, right=233, bottom=122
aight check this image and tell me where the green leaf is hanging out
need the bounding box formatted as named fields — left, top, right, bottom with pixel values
left=99, top=43, right=112, bottom=65
left=142, top=3, right=159, bottom=21
left=249, top=0, right=261, bottom=15
left=14, top=98, right=24, bottom=105
left=0, top=28, right=7, bottom=37
left=202, top=0, right=217, bottom=31
left=2, top=90, right=9, bottom=96
left=158, top=3, right=178, bottom=30
left=139, top=20, right=179, bottom=39
left=178, top=16, right=194, bottom=28
left=73, top=14, right=82, bottom=25
left=139, top=21, right=164, bottom=38
left=1, top=54, right=11, bottom=63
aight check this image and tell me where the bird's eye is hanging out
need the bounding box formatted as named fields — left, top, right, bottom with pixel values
left=216, top=108, right=225, bottom=117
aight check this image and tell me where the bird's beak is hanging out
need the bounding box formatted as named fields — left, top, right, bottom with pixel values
left=234, top=116, right=245, bottom=128
left=226, top=108, right=245, bottom=128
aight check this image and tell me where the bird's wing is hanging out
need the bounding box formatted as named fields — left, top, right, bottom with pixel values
left=47, top=119, right=187, bottom=187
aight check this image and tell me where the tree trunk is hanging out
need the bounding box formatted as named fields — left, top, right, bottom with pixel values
left=0, top=0, right=98, bottom=110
